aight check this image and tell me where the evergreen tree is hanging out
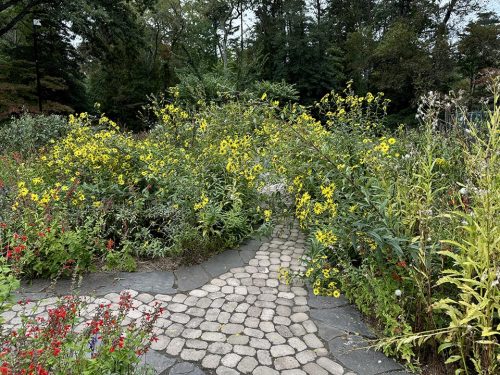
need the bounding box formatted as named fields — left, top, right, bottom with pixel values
left=458, top=12, right=500, bottom=101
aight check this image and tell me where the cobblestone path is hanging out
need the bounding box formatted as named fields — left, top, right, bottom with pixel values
left=3, top=224, right=410, bottom=375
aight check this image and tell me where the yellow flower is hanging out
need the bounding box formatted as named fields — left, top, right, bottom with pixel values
left=313, top=288, right=320, bottom=296
left=117, top=174, right=125, bottom=185
left=333, top=290, right=341, bottom=298
left=199, top=119, right=208, bottom=132
left=194, top=193, right=209, bottom=211
left=320, top=184, right=335, bottom=199
left=388, top=138, right=396, bottom=145
left=30, top=193, right=39, bottom=202
left=264, top=209, right=272, bottom=222
left=315, top=229, right=337, bottom=246
left=18, top=188, right=29, bottom=197
left=313, top=202, right=324, bottom=215
left=435, top=157, right=445, bottom=166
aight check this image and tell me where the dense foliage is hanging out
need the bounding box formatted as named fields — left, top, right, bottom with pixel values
left=1, top=78, right=499, bottom=373
left=0, top=1, right=499, bottom=126
left=1, top=2, right=499, bottom=374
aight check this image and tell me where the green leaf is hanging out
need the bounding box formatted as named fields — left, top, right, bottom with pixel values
left=445, top=355, right=462, bottom=364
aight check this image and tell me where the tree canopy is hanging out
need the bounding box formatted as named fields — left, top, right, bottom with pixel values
left=1, top=0, right=498, bottom=126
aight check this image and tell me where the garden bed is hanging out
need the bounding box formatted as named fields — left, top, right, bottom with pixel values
left=1, top=82, right=499, bottom=374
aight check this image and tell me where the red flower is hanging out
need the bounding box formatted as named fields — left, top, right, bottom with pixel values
left=106, top=239, right=115, bottom=250
left=396, top=260, right=407, bottom=268
left=0, top=223, right=7, bottom=229
left=0, top=363, right=10, bottom=375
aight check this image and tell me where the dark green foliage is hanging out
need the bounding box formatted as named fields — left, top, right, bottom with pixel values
left=0, top=0, right=499, bottom=126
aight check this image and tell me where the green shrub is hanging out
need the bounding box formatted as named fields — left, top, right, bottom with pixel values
left=0, top=113, right=70, bottom=155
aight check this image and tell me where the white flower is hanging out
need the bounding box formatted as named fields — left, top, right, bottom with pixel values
left=395, top=289, right=402, bottom=297
left=459, top=187, right=468, bottom=195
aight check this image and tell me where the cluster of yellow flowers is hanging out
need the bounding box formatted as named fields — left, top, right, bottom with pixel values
left=194, top=193, right=209, bottom=211
left=314, top=229, right=338, bottom=247
left=373, top=136, right=397, bottom=155
left=294, top=181, right=338, bottom=228
left=305, top=256, right=341, bottom=297
left=278, top=267, right=290, bottom=285
left=218, top=135, right=263, bottom=185
left=13, top=113, right=189, bottom=212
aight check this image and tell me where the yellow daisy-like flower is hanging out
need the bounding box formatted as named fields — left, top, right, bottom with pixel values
left=117, top=174, right=125, bottom=185
left=388, top=138, right=396, bottom=145
left=313, top=288, right=320, bottom=296
left=320, top=184, right=335, bottom=199
left=333, top=290, right=341, bottom=298
left=264, top=209, right=272, bottom=222
left=18, top=187, right=29, bottom=197
left=313, top=202, right=324, bottom=215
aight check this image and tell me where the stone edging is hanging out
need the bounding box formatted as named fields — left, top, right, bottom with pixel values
left=15, top=238, right=264, bottom=301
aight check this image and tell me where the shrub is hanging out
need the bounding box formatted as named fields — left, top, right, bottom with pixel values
left=2, top=101, right=273, bottom=275
left=0, top=113, right=70, bottom=155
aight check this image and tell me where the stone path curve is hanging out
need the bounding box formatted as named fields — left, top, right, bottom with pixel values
left=3, top=223, right=411, bottom=375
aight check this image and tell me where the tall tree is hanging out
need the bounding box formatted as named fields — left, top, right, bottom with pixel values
left=458, top=11, right=500, bottom=101
left=0, top=2, right=86, bottom=119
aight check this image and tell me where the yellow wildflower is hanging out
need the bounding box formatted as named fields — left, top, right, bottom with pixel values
left=264, top=209, right=272, bottom=222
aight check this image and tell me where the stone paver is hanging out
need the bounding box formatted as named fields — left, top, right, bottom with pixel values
left=7, top=223, right=413, bottom=375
